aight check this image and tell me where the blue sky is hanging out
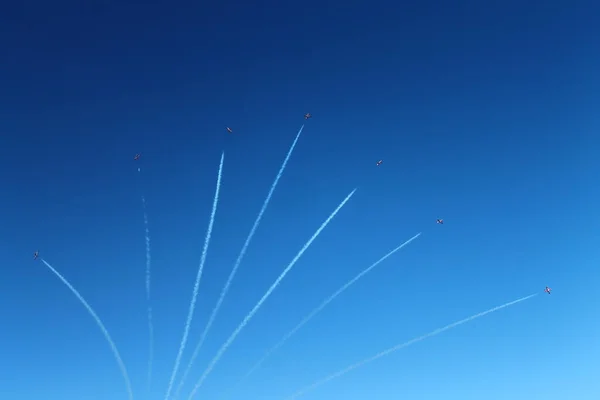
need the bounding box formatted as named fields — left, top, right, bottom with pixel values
left=1, top=0, right=599, bottom=399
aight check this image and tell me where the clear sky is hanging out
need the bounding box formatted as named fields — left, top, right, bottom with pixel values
left=1, top=1, right=599, bottom=399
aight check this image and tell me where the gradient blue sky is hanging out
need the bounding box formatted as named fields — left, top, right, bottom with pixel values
left=1, top=1, right=599, bottom=399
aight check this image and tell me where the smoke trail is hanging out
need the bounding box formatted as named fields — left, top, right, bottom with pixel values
left=284, top=293, right=538, bottom=399
left=186, top=188, right=357, bottom=400
left=40, top=259, right=134, bottom=400
left=173, top=125, right=305, bottom=398
left=164, top=152, right=225, bottom=400
left=142, top=196, right=151, bottom=302
left=141, top=195, right=154, bottom=391
left=233, top=232, right=421, bottom=390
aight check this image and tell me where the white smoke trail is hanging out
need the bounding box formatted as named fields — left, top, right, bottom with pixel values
left=164, top=152, right=225, bottom=400
left=173, top=125, right=305, bottom=398
left=186, top=188, right=357, bottom=400
left=233, top=232, right=422, bottom=390
left=40, top=259, right=134, bottom=400
left=284, top=293, right=539, bottom=399
left=142, top=195, right=154, bottom=391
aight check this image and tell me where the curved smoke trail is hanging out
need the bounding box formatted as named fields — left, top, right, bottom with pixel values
left=164, top=152, right=225, bottom=400
left=141, top=195, right=154, bottom=391
left=232, top=232, right=422, bottom=391
left=173, top=125, right=304, bottom=398
left=186, top=188, right=357, bottom=400
left=40, top=259, right=134, bottom=400
left=284, top=293, right=539, bottom=399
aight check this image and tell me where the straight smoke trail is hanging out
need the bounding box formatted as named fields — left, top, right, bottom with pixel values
left=234, top=232, right=422, bottom=389
left=164, top=152, right=225, bottom=400
left=142, top=196, right=151, bottom=302
left=284, top=293, right=539, bottom=399
left=142, top=195, right=154, bottom=391
left=173, top=125, right=305, bottom=398
left=40, top=259, right=134, bottom=400
left=186, top=188, right=358, bottom=400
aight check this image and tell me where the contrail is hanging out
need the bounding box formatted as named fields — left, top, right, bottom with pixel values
left=173, top=125, right=305, bottom=398
left=164, top=152, right=225, bottom=400
left=142, top=195, right=154, bottom=391
left=40, top=259, right=134, bottom=400
left=234, top=232, right=422, bottom=390
left=284, top=293, right=539, bottom=399
left=186, top=188, right=357, bottom=400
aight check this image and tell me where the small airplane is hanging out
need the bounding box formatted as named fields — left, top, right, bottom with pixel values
left=33, top=251, right=39, bottom=260
left=304, top=113, right=312, bottom=120
left=376, top=160, right=383, bottom=166
left=226, top=127, right=233, bottom=133
left=436, top=219, right=444, bottom=224
left=134, top=154, right=140, bottom=160
left=545, top=286, right=552, bottom=295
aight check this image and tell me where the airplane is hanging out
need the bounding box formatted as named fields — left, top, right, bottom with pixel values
left=226, top=127, right=233, bottom=133
left=545, top=286, right=552, bottom=295
left=33, top=251, right=39, bottom=260
left=134, top=154, right=140, bottom=160
left=376, top=160, right=383, bottom=166
left=437, top=219, right=444, bottom=224
left=304, top=113, right=312, bottom=120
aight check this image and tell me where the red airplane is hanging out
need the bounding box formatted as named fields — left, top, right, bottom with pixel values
left=436, top=219, right=444, bottom=224
left=134, top=154, right=140, bottom=160
left=304, top=113, right=312, bottom=120
left=33, top=251, right=39, bottom=260
left=226, top=127, right=233, bottom=133
left=376, top=160, right=383, bottom=166
left=545, top=286, right=552, bottom=295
